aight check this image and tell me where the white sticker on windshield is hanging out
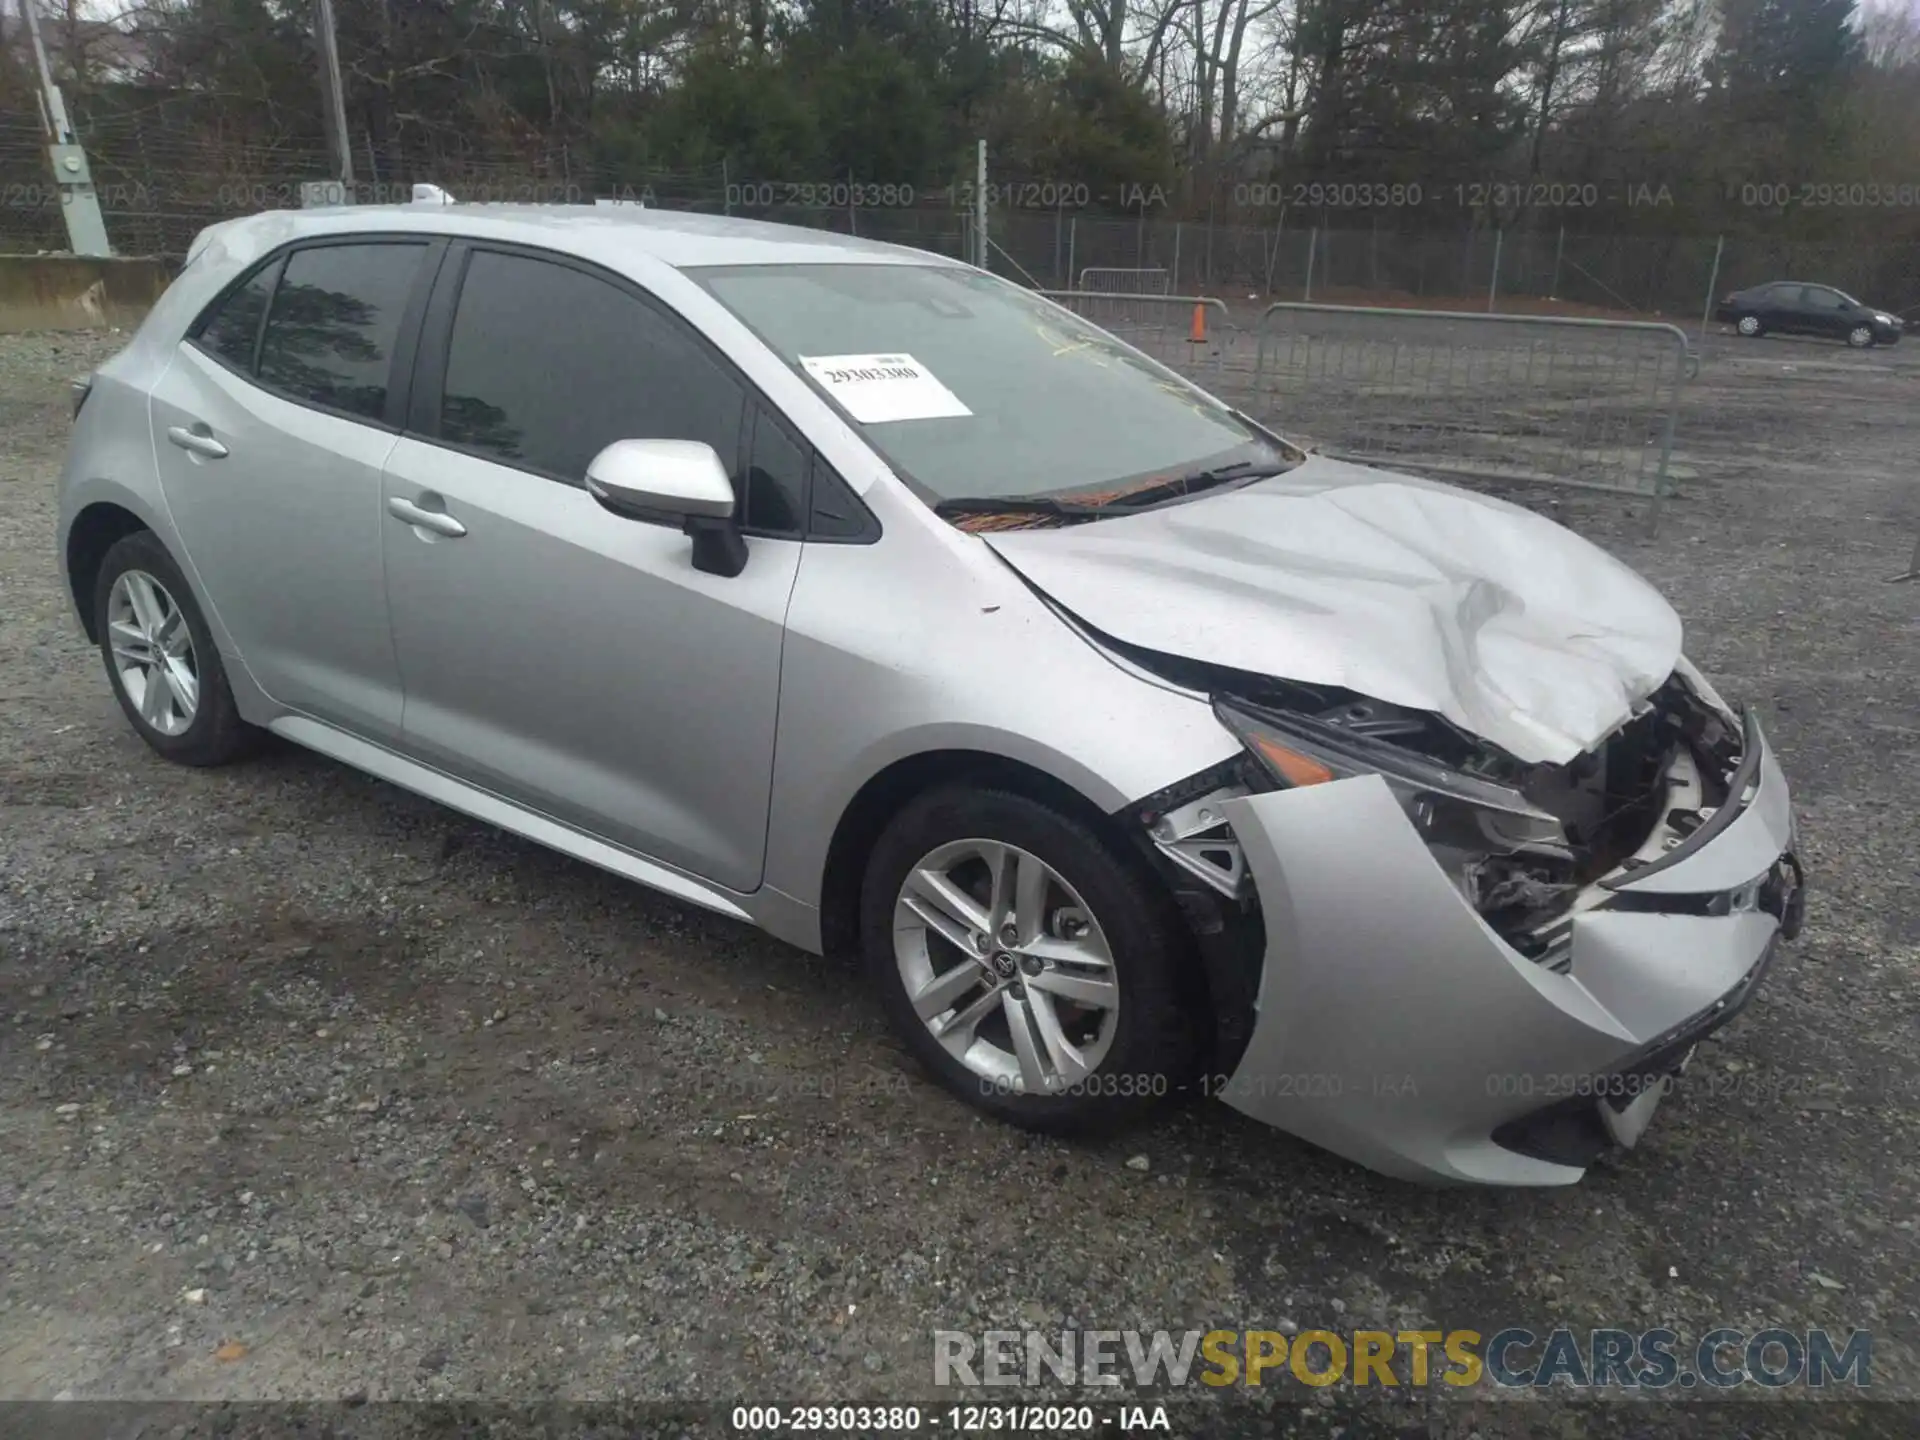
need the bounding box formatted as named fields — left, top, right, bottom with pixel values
left=798, top=353, right=971, bottom=424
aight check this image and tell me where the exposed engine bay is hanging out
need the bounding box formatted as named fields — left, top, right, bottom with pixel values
left=1122, top=636, right=1746, bottom=969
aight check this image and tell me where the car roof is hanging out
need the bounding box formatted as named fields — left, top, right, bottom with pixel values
left=189, top=202, right=961, bottom=272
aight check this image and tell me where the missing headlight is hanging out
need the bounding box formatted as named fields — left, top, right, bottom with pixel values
left=1168, top=662, right=1743, bottom=965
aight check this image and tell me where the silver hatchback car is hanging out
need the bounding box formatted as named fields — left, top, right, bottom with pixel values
left=58, top=203, right=1803, bottom=1184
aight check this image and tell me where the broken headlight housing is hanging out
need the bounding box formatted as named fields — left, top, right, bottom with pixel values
left=1212, top=697, right=1578, bottom=928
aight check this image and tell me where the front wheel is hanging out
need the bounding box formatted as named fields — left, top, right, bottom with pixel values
left=861, top=784, right=1199, bottom=1132
left=1847, top=324, right=1876, bottom=348
left=1736, top=315, right=1764, bottom=337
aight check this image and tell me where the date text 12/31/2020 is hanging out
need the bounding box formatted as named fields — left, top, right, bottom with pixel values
left=730, top=1404, right=1174, bottom=1432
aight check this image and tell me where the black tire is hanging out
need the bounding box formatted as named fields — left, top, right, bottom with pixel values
left=93, top=530, right=258, bottom=767
left=860, top=783, right=1199, bottom=1134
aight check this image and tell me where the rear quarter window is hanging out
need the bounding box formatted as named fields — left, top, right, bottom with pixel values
left=192, top=257, right=282, bottom=373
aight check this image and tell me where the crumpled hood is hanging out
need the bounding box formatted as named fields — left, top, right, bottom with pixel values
left=982, top=456, right=1683, bottom=766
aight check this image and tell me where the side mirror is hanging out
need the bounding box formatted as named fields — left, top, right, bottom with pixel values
left=585, top=438, right=747, bottom=577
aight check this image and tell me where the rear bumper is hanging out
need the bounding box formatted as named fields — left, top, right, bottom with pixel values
left=1216, top=711, right=1799, bottom=1186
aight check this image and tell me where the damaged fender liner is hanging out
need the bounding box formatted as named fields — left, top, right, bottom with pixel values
left=1121, top=755, right=1270, bottom=1079
left=1162, top=879, right=1267, bottom=1081
left=1490, top=924, right=1786, bottom=1169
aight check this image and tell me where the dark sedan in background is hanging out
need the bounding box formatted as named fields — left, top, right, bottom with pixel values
left=1716, top=282, right=1905, bottom=347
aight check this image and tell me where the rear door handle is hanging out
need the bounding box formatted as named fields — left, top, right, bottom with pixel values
left=166, top=424, right=228, bottom=459
left=387, top=495, right=468, bottom=538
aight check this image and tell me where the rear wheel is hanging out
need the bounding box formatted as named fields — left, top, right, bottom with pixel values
left=1736, top=315, right=1764, bottom=337
left=93, top=531, right=258, bottom=767
left=861, top=784, right=1198, bottom=1132
left=1847, top=324, right=1876, bottom=349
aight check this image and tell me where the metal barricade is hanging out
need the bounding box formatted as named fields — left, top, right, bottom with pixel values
left=1036, top=290, right=1233, bottom=387
left=1226, top=303, right=1693, bottom=518
left=1076, top=266, right=1171, bottom=296
left=1892, top=536, right=1919, bottom=584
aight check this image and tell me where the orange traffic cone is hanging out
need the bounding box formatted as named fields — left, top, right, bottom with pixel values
left=1188, top=303, right=1208, bottom=343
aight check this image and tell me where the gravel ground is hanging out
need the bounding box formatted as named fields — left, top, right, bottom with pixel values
left=2, top=323, right=1917, bottom=1438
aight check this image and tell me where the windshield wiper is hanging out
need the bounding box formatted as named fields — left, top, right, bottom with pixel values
left=933, top=459, right=1294, bottom=523
left=1100, top=459, right=1292, bottom=511
left=932, top=495, right=1111, bottom=519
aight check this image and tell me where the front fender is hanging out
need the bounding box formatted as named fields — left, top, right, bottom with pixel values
left=762, top=537, right=1241, bottom=917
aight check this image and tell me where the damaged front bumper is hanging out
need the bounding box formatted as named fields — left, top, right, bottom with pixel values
left=1213, top=709, right=1801, bottom=1185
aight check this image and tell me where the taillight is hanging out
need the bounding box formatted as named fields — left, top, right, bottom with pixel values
left=71, top=376, right=93, bottom=420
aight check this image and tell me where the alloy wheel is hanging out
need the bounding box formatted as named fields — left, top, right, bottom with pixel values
left=892, top=838, right=1119, bottom=1096
left=107, top=569, right=199, bottom=737
left=1737, top=316, right=1761, bottom=336
left=1848, top=325, right=1874, bottom=348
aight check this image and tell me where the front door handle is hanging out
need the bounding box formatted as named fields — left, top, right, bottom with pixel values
left=166, top=424, right=228, bottom=459
left=387, top=495, right=468, bottom=538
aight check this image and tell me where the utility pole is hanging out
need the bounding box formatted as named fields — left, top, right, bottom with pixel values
left=1699, top=234, right=1725, bottom=345
left=19, top=0, right=110, bottom=255
left=315, top=0, right=355, bottom=188
left=974, top=139, right=987, bottom=271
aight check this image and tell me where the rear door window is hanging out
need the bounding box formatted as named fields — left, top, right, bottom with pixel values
left=257, top=241, right=428, bottom=421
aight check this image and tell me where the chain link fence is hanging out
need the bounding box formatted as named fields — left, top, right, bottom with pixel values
left=990, top=210, right=1920, bottom=331
left=11, top=108, right=1912, bottom=530
left=6, top=110, right=1919, bottom=334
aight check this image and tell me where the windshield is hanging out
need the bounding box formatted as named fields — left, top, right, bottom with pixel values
left=690, top=262, right=1290, bottom=504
